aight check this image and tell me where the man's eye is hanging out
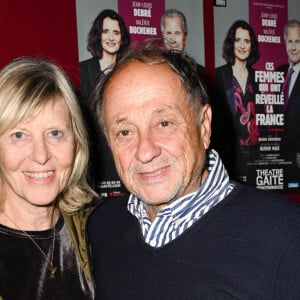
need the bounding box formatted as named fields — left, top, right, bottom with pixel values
left=161, top=121, right=170, bottom=127
left=120, top=130, right=129, bottom=136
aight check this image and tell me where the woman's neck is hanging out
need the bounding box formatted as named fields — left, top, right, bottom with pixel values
left=232, top=59, right=248, bottom=73
left=99, top=52, right=117, bottom=71
left=0, top=202, right=59, bottom=231
left=232, top=60, right=249, bottom=94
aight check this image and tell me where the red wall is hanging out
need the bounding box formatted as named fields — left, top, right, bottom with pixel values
left=0, top=0, right=80, bottom=88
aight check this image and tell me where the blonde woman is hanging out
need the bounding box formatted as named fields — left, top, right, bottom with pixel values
left=0, top=57, right=97, bottom=299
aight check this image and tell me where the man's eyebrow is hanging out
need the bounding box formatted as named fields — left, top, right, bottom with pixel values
left=115, top=117, right=127, bottom=125
left=107, top=117, right=128, bottom=131
left=152, top=105, right=174, bottom=115
left=111, top=106, right=175, bottom=127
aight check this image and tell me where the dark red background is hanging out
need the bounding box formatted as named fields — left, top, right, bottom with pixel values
left=0, top=0, right=80, bottom=88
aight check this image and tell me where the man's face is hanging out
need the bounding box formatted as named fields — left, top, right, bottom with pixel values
left=162, top=16, right=186, bottom=51
left=103, top=62, right=211, bottom=220
left=285, top=26, right=300, bottom=66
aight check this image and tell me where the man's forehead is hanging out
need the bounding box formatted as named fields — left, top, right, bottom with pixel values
left=165, top=17, right=183, bottom=28
left=103, top=62, right=186, bottom=107
left=106, top=61, right=175, bottom=88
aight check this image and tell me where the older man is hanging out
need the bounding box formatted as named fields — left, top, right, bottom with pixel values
left=88, top=42, right=300, bottom=299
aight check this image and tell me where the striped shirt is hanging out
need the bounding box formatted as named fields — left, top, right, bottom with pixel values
left=127, top=149, right=235, bottom=248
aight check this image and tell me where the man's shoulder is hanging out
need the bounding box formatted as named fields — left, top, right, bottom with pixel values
left=224, top=183, right=300, bottom=230
left=88, top=196, right=129, bottom=224
left=276, top=63, right=289, bottom=72
left=229, top=183, right=298, bottom=209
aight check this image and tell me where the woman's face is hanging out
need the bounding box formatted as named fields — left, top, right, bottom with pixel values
left=101, top=17, right=122, bottom=55
left=234, top=27, right=251, bottom=62
left=0, top=96, right=75, bottom=209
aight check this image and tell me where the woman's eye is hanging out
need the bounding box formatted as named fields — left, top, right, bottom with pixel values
left=46, top=129, right=72, bottom=144
left=9, top=131, right=30, bottom=145
left=13, top=132, right=24, bottom=139
left=50, top=130, right=62, bottom=137
left=45, top=130, right=65, bottom=143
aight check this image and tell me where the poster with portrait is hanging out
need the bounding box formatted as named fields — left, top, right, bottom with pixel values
left=213, top=0, right=299, bottom=193
left=248, top=0, right=298, bottom=192
left=76, top=1, right=132, bottom=199
left=118, top=0, right=205, bottom=66
left=76, top=0, right=206, bottom=199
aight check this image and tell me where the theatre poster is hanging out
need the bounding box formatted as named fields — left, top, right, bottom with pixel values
left=213, top=0, right=300, bottom=193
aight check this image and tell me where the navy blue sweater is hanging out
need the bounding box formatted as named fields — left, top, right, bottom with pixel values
left=88, top=183, right=300, bottom=299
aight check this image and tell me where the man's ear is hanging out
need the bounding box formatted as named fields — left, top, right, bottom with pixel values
left=200, top=104, right=212, bottom=150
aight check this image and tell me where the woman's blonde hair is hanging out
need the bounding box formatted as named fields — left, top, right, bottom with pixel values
left=0, top=57, right=96, bottom=212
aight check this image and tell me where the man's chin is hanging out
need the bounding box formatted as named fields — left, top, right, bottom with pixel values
left=136, top=188, right=179, bottom=208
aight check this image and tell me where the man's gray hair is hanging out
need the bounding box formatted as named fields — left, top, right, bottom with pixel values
left=284, top=19, right=300, bottom=40
left=161, top=9, right=188, bottom=35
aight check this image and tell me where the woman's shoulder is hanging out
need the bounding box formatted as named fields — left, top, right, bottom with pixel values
left=215, top=64, right=233, bottom=82
left=215, top=63, right=231, bottom=74
left=79, top=56, right=99, bottom=69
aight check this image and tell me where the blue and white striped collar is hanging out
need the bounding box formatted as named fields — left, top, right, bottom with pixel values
left=127, top=149, right=234, bottom=247
left=128, top=149, right=231, bottom=218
